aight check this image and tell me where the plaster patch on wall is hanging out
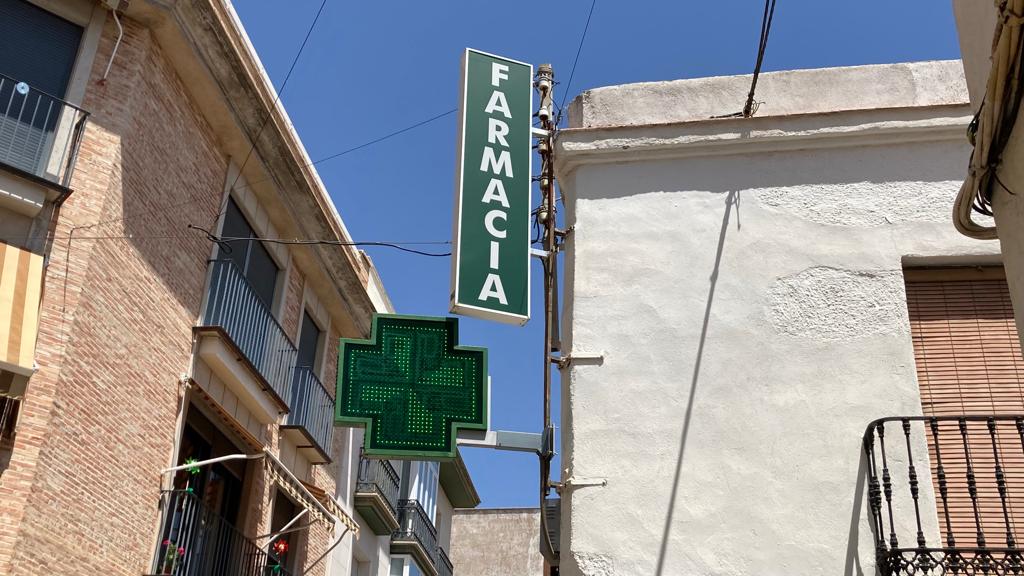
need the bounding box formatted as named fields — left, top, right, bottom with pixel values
left=767, top=267, right=909, bottom=341
left=572, top=552, right=616, bottom=576
left=755, top=181, right=962, bottom=226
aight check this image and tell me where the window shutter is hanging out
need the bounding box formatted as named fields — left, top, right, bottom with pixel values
left=0, top=0, right=83, bottom=96
left=905, top=268, right=1024, bottom=547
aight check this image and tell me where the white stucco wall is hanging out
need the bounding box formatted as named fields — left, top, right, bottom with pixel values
left=555, top=61, right=999, bottom=576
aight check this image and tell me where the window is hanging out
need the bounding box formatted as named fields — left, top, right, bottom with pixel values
left=0, top=0, right=82, bottom=96
left=291, top=311, right=323, bottom=420
left=296, top=311, right=322, bottom=373
left=904, top=267, right=1024, bottom=548
left=219, top=197, right=279, bottom=310
left=0, top=0, right=83, bottom=174
left=905, top=267, right=1024, bottom=416
left=269, top=491, right=302, bottom=573
left=413, top=461, right=439, bottom=523
left=389, top=557, right=423, bottom=576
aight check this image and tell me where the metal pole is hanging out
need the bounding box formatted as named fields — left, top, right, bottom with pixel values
left=534, top=62, right=559, bottom=566
left=160, top=452, right=264, bottom=475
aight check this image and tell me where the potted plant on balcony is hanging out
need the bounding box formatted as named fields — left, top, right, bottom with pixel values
left=157, top=539, right=185, bottom=574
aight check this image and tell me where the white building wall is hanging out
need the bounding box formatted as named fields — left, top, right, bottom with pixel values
left=555, top=61, right=998, bottom=576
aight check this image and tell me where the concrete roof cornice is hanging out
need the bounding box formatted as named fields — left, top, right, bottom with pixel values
left=568, top=60, right=970, bottom=128
left=133, top=0, right=383, bottom=335
left=555, top=102, right=973, bottom=178
left=556, top=60, right=973, bottom=179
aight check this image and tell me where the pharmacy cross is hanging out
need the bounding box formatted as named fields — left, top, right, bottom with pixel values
left=335, top=314, right=488, bottom=459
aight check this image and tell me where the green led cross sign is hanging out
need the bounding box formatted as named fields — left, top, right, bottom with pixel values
left=335, top=314, right=488, bottom=459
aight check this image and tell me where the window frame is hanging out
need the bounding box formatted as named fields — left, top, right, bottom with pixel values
left=216, top=194, right=284, bottom=313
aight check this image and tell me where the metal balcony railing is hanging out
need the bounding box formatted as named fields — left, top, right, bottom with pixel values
left=148, top=490, right=291, bottom=576
left=286, top=367, right=334, bottom=457
left=357, top=455, right=401, bottom=518
left=395, top=499, right=438, bottom=567
left=438, top=546, right=454, bottom=576
left=202, top=259, right=296, bottom=407
left=863, top=415, right=1024, bottom=575
left=0, top=73, right=88, bottom=188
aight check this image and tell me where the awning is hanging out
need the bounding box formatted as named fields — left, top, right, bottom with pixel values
left=262, top=450, right=359, bottom=535
left=162, top=450, right=360, bottom=536
left=0, top=241, right=43, bottom=387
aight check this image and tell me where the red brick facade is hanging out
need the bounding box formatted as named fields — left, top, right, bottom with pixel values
left=0, top=12, right=341, bottom=576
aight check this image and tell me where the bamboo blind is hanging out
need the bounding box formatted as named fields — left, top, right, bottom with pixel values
left=905, top=268, right=1024, bottom=547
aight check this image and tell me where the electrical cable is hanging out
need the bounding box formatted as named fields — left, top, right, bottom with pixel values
left=954, top=0, right=1024, bottom=239
left=211, top=0, right=330, bottom=229
left=68, top=108, right=458, bottom=236
left=742, top=0, right=776, bottom=118
left=555, top=0, right=597, bottom=126
left=187, top=225, right=452, bottom=257
left=231, top=108, right=457, bottom=193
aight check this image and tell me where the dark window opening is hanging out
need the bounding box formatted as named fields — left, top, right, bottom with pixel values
left=268, top=490, right=303, bottom=573
left=220, top=196, right=280, bottom=310
left=0, top=0, right=83, bottom=175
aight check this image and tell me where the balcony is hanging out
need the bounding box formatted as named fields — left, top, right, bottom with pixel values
left=355, top=455, right=401, bottom=535
left=392, top=499, right=439, bottom=576
left=0, top=73, right=87, bottom=195
left=863, top=415, right=1024, bottom=575
left=281, top=367, right=334, bottom=464
left=196, top=259, right=296, bottom=417
left=438, top=547, right=454, bottom=576
left=147, top=489, right=291, bottom=576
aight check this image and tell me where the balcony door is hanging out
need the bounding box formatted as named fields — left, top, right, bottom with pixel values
left=0, top=0, right=82, bottom=174
left=219, top=196, right=279, bottom=311
left=412, top=461, right=439, bottom=523
left=292, top=311, right=322, bottom=420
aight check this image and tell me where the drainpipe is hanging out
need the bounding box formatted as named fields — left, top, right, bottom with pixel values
left=99, top=6, right=123, bottom=84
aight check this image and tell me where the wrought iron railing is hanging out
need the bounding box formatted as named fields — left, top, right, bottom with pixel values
left=864, top=415, right=1024, bottom=575
left=0, top=73, right=88, bottom=188
left=438, top=546, right=454, bottom=576
left=202, top=259, right=296, bottom=406
left=395, top=499, right=438, bottom=567
left=357, top=455, right=400, bottom=518
left=286, top=367, right=334, bottom=456
left=149, top=490, right=290, bottom=576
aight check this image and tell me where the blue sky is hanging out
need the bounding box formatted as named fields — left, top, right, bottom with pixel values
left=232, top=0, right=961, bottom=508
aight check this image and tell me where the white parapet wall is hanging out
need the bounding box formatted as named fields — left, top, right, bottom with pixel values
left=554, top=60, right=999, bottom=576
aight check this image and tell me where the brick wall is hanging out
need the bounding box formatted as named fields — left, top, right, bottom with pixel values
left=0, top=16, right=227, bottom=574
left=281, top=261, right=304, bottom=344
left=0, top=11, right=357, bottom=576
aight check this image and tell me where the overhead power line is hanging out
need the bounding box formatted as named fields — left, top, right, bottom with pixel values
left=556, top=0, right=597, bottom=126
left=212, top=0, right=331, bottom=228
left=232, top=108, right=457, bottom=193
left=188, top=225, right=452, bottom=257
left=71, top=108, right=457, bottom=235
left=742, top=0, right=777, bottom=118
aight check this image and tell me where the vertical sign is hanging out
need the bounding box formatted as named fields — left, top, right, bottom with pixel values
left=451, top=49, right=532, bottom=325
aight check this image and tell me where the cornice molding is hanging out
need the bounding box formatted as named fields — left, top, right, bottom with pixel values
left=555, top=104, right=972, bottom=177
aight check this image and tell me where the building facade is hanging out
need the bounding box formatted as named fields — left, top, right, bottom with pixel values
left=449, top=508, right=547, bottom=576
left=553, top=60, right=1022, bottom=575
left=0, top=1, right=475, bottom=575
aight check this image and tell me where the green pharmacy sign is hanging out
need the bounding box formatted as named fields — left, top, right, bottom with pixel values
left=335, top=314, right=488, bottom=459
left=451, top=48, right=532, bottom=325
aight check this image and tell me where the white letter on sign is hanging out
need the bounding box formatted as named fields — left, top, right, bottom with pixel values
left=489, top=240, right=500, bottom=269
left=484, top=91, right=511, bottom=118
left=488, top=118, right=510, bottom=147
left=480, top=147, right=513, bottom=178
left=491, top=63, right=509, bottom=87
left=481, top=179, right=510, bottom=208
left=479, top=273, right=508, bottom=305
left=484, top=209, right=507, bottom=238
